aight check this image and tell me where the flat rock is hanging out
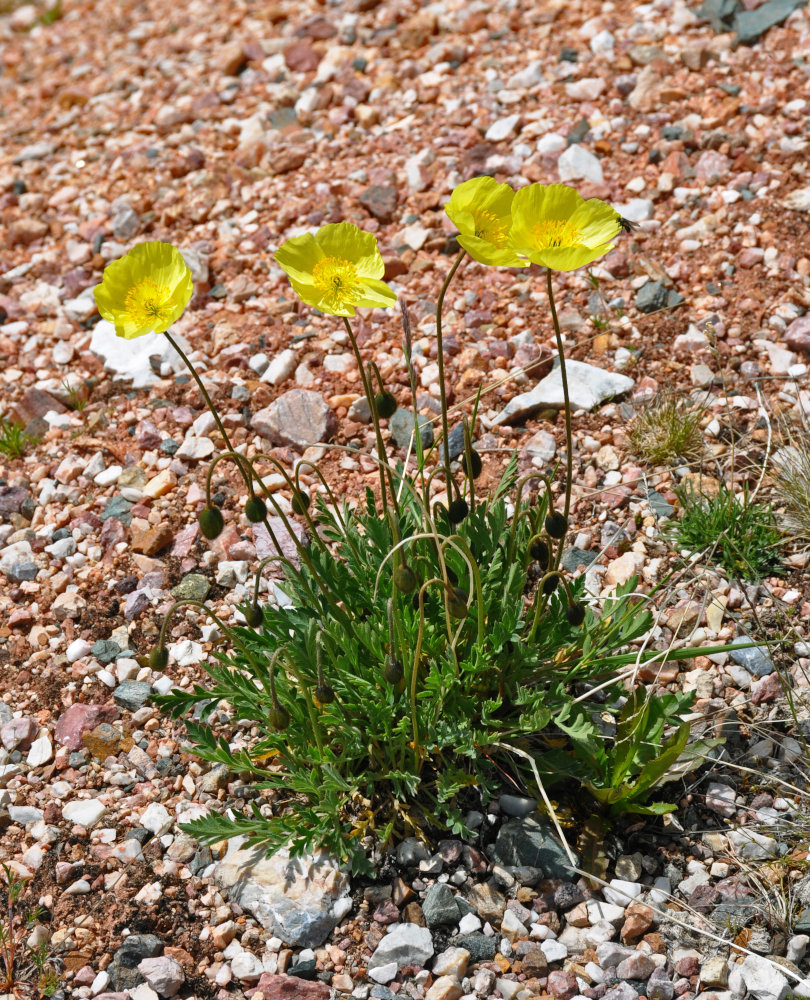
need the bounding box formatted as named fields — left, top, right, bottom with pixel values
left=251, top=973, right=329, bottom=999
left=358, top=185, right=398, bottom=222
left=491, top=817, right=578, bottom=879
left=729, top=635, right=774, bottom=676
left=89, top=321, right=191, bottom=389
left=213, top=846, right=351, bottom=948
left=54, top=703, right=119, bottom=750
left=368, top=923, right=434, bottom=972
left=252, top=390, right=337, bottom=448
left=493, top=360, right=633, bottom=424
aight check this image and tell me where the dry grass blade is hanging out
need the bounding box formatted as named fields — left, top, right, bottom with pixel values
left=629, top=393, right=706, bottom=467
left=772, top=423, right=810, bottom=546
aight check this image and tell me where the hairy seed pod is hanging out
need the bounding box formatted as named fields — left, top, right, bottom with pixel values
left=565, top=602, right=586, bottom=626
left=315, top=683, right=335, bottom=705
left=243, top=603, right=263, bottom=628
left=462, top=449, right=483, bottom=479
left=393, top=564, right=417, bottom=593
left=447, top=498, right=469, bottom=524
left=445, top=565, right=458, bottom=585
left=150, top=647, right=169, bottom=670
left=245, top=496, right=267, bottom=523
left=447, top=586, right=468, bottom=619
left=269, top=705, right=290, bottom=731
left=545, top=511, right=568, bottom=539
left=529, top=538, right=550, bottom=566
left=291, top=491, right=310, bottom=515
left=199, top=505, right=224, bottom=540
left=542, top=573, right=560, bottom=595
left=384, top=655, right=404, bottom=684
left=375, top=391, right=397, bottom=419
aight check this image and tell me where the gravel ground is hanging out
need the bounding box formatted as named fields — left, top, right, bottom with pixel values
left=3, top=0, right=810, bottom=999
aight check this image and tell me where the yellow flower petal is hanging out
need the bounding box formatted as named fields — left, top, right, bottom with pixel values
left=445, top=176, right=521, bottom=267
left=508, top=183, right=617, bottom=272
left=275, top=222, right=395, bottom=317
left=93, top=242, right=193, bottom=339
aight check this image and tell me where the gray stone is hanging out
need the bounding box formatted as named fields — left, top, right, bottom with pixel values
left=358, top=185, right=398, bottom=223
left=396, top=837, right=430, bottom=866
left=179, top=248, right=209, bottom=284
left=499, top=795, right=537, bottom=818
left=729, top=635, right=773, bottom=676
left=348, top=396, right=371, bottom=422
left=107, top=935, right=163, bottom=991
left=252, top=390, right=337, bottom=449
left=492, top=359, right=633, bottom=424
left=634, top=281, right=669, bottom=314
left=491, top=817, right=578, bottom=879
left=113, top=681, right=152, bottom=712
left=646, top=967, right=674, bottom=1000
left=736, top=0, right=805, bottom=43
left=137, top=956, right=184, bottom=998
left=171, top=574, right=211, bottom=603
left=450, top=933, right=496, bottom=963
left=389, top=408, right=434, bottom=450
left=646, top=489, right=675, bottom=519
left=739, top=953, right=789, bottom=1000
left=92, top=640, right=121, bottom=664
left=422, top=883, right=460, bottom=927
left=102, top=496, right=133, bottom=525
left=213, top=846, right=351, bottom=948
left=112, top=204, right=139, bottom=240
left=368, top=923, right=434, bottom=972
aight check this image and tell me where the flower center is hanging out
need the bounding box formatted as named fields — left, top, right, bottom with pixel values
left=530, top=218, right=584, bottom=251
left=312, top=257, right=361, bottom=309
left=123, top=278, right=174, bottom=330
left=473, top=209, right=509, bottom=247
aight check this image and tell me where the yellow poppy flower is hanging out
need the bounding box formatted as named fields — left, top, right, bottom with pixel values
left=444, top=176, right=527, bottom=267
left=93, top=242, right=193, bottom=339
left=508, top=184, right=619, bottom=271
left=274, top=221, right=397, bottom=317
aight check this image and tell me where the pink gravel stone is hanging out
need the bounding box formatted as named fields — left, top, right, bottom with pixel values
left=54, top=704, right=120, bottom=750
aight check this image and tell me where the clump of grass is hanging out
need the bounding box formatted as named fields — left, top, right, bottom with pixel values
left=773, top=431, right=810, bottom=546
left=672, top=482, right=784, bottom=582
left=60, top=378, right=89, bottom=412
left=0, top=418, right=39, bottom=460
left=630, top=394, right=706, bottom=467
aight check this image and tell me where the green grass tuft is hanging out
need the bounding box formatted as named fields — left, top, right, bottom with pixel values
left=630, top=394, right=705, bottom=467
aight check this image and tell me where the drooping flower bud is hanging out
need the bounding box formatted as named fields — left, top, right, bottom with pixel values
left=545, top=511, right=568, bottom=539
left=462, top=449, right=483, bottom=479
left=375, top=391, right=397, bottom=419
left=529, top=538, right=550, bottom=567
left=541, top=573, right=560, bottom=595
left=393, top=564, right=417, bottom=593
left=291, top=491, right=310, bottom=515
left=447, top=498, right=469, bottom=524
left=315, top=684, right=335, bottom=705
left=447, top=586, right=468, bottom=619
left=150, top=646, right=169, bottom=670
left=245, top=496, right=267, bottom=523
left=243, top=604, right=263, bottom=628
left=565, top=602, right=586, bottom=626
left=384, top=655, right=404, bottom=684
left=199, top=505, right=224, bottom=540
left=269, top=705, right=290, bottom=731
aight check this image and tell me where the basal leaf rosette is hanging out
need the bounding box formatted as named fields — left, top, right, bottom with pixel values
left=444, top=176, right=527, bottom=267
left=508, top=184, right=619, bottom=271
left=274, top=221, right=397, bottom=317
left=93, top=241, right=194, bottom=339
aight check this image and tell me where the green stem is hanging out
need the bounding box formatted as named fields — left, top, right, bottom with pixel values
left=435, top=249, right=466, bottom=486
left=342, top=316, right=397, bottom=522
left=545, top=267, right=574, bottom=527
left=163, top=330, right=248, bottom=488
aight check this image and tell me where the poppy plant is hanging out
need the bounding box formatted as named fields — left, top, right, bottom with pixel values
left=93, top=241, right=193, bottom=339
left=508, top=183, right=619, bottom=271
left=274, top=221, right=397, bottom=317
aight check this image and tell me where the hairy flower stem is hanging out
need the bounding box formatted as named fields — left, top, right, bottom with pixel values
left=545, top=269, right=573, bottom=529
left=435, top=249, right=466, bottom=487
left=163, top=330, right=250, bottom=489
left=341, top=317, right=399, bottom=525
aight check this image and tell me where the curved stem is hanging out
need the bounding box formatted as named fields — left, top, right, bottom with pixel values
left=435, top=249, right=467, bottom=486
left=163, top=330, right=248, bottom=487
left=546, top=268, right=574, bottom=527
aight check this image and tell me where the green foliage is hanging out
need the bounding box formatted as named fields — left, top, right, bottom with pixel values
left=157, top=459, right=720, bottom=874
left=0, top=865, right=59, bottom=997
left=672, top=482, right=784, bottom=582
left=0, top=418, right=38, bottom=460
left=629, top=394, right=705, bottom=467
